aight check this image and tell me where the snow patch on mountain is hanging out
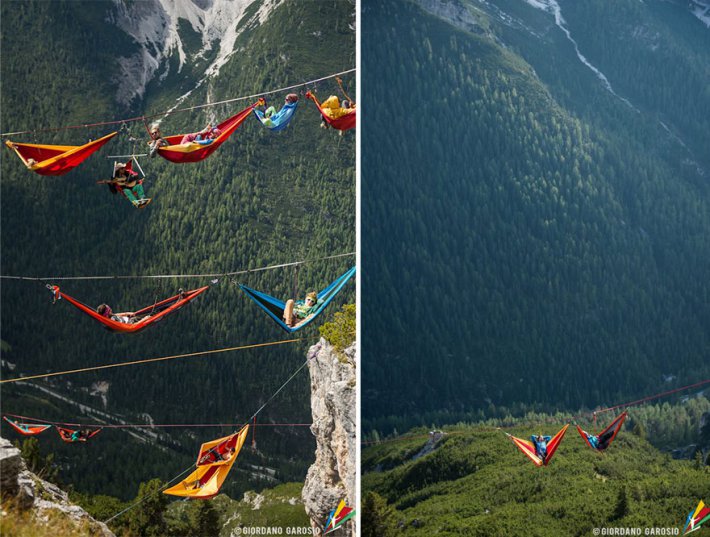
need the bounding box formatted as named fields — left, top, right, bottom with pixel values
left=109, top=0, right=280, bottom=107
left=689, top=0, right=710, bottom=27
left=521, top=0, right=638, bottom=112
left=476, top=0, right=544, bottom=39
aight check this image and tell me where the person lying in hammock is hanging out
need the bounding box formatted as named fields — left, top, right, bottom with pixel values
left=147, top=124, right=168, bottom=158
left=199, top=445, right=236, bottom=465
left=97, top=304, right=147, bottom=325
left=70, top=429, right=92, bottom=442
left=531, top=434, right=551, bottom=464
left=179, top=124, right=222, bottom=145
left=583, top=428, right=616, bottom=451
left=104, top=161, right=151, bottom=208
left=260, top=93, right=299, bottom=127
left=283, top=291, right=321, bottom=328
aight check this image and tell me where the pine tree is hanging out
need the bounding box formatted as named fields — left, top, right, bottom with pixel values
left=632, top=420, right=647, bottom=440
left=611, top=487, right=629, bottom=521
left=362, top=492, right=398, bottom=537
left=192, top=501, right=221, bottom=537
left=129, top=479, right=168, bottom=537
left=17, top=437, right=59, bottom=483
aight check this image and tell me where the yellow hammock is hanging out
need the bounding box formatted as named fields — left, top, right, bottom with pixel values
left=4, top=131, right=118, bottom=176
left=163, top=425, right=249, bottom=499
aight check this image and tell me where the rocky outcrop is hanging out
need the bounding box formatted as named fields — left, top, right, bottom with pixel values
left=302, top=339, right=356, bottom=536
left=411, top=431, right=446, bottom=461
left=0, top=437, right=115, bottom=536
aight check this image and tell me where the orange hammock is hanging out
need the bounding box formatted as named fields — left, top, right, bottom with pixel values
left=164, top=425, right=249, bottom=499
left=305, top=91, right=356, bottom=131
left=50, top=285, right=209, bottom=334
left=56, top=426, right=102, bottom=443
left=3, top=416, right=52, bottom=436
left=155, top=100, right=263, bottom=163
left=505, top=424, right=569, bottom=467
left=4, top=132, right=118, bottom=176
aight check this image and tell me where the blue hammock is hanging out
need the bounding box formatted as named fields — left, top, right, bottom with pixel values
left=239, top=266, right=356, bottom=333
left=253, top=102, right=298, bottom=132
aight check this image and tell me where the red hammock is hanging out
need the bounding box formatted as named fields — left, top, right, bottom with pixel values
left=305, top=91, right=356, bottom=131
left=56, top=426, right=102, bottom=443
left=50, top=285, right=209, bottom=334
left=155, top=100, right=263, bottom=163
left=4, top=132, right=118, bottom=176
left=576, top=412, right=627, bottom=451
left=506, top=424, right=569, bottom=467
left=3, top=416, right=52, bottom=436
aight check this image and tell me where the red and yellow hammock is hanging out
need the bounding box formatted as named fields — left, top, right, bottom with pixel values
left=305, top=91, right=356, bottom=131
left=50, top=285, right=209, bottom=334
left=156, top=100, right=263, bottom=163
left=164, top=425, right=250, bottom=499
left=4, top=132, right=118, bottom=176
left=3, top=416, right=52, bottom=436
left=506, top=424, right=569, bottom=467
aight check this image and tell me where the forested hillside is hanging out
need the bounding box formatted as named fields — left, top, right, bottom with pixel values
left=1, top=0, right=355, bottom=501
left=362, top=0, right=710, bottom=435
left=362, top=401, right=710, bottom=536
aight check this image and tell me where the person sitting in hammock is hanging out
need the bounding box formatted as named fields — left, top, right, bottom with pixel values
left=179, top=124, right=222, bottom=145
left=284, top=291, right=321, bottom=328
left=583, top=428, right=616, bottom=451
left=319, top=96, right=354, bottom=135
left=260, top=93, right=299, bottom=127
left=97, top=304, right=145, bottom=324
left=319, top=95, right=354, bottom=121
left=70, top=429, right=90, bottom=442
left=106, top=161, right=150, bottom=208
left=531, top=434, right=551, bottom=463
left=147, top=124, right=168, bottom=158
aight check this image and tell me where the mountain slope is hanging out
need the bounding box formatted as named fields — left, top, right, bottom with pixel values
left=362, top=0, right=710, bottom=433
left=362, top=419, right=709, bottom=536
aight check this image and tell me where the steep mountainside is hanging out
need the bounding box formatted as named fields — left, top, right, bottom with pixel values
left=362, top=0, right=710, bottom=434
left=1, top=0, right=355, bottom=500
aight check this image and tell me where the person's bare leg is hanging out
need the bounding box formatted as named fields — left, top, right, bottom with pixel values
left=284, top=299, right=295, bottom=326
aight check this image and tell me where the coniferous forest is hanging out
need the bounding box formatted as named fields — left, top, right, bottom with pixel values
left=362, top=0, right=710, bottom=436
left=1, top=0, right=355, bottom=503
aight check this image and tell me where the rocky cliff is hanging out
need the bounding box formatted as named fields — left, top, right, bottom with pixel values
left=0, top=437, right=114, bottom=536
left=302, top=339, right=356, bottom=536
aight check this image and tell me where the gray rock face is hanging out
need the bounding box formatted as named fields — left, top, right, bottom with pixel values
left=1, top=438, right=26, bottom=502
left=302, top=339, right=356, bottom=536
left=0, top=436, right=115, bottom=536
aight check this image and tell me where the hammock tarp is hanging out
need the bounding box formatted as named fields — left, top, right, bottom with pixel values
left=50, top=285, right=209, bottom=334
left=305, top=92, right=355, bottom=131
left=56, top=426, right=102, bottom=443
left=239, top=266, right=356, bottom=333
left=3, top=416, right=52, bottom=436
left=163, top=425, right=249, bottom=499
left=4, top=132, right=118, bottom=176
left=253, top=101, right=298, bottom=132
left=506, top=424, right=569, bottom=467
left=576, top=412, right=627, bottom=451
left=156, top=100, right=262, bottom=163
